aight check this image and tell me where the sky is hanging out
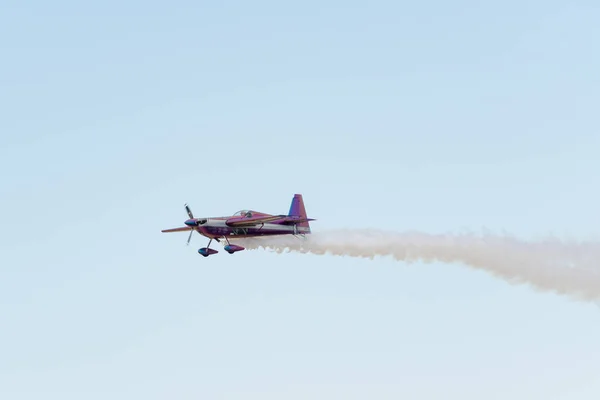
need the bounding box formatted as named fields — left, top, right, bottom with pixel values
left=1, top=0, right=600, bottom=399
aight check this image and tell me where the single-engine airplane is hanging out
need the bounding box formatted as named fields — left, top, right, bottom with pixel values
left=161, top=194, right=315, bottom=257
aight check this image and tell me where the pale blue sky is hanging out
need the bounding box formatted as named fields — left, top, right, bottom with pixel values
left=2, top=1, right=600, bottom=399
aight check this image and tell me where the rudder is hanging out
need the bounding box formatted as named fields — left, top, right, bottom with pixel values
left=288, top=194, right=311, bottom=232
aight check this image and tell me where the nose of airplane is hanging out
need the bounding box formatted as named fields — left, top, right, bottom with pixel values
left=185, top=219, right=197, bottom=227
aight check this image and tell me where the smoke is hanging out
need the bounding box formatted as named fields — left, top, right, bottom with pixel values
left=234, top=229, right=600, bottom=302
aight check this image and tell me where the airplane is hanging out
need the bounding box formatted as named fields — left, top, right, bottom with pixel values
left=161, top=194, right=315, bottom=257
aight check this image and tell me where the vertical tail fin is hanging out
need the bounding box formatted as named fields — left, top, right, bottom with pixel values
left=288, top=194, right=311, bottom=233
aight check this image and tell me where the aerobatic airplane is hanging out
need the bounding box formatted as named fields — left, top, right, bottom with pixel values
left=161, top=194, right=315, bottom=256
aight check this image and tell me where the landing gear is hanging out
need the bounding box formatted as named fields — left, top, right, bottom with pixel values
left=198, top=237, right=245, bottom=256
left=198, top=239, right=219, bottom=257
left=223, top=236, right=245, bottom=254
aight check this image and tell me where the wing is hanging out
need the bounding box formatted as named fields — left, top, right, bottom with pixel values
left=161, top=227, right=192, bottom=233
left=225, top=214, right=287, bottom=227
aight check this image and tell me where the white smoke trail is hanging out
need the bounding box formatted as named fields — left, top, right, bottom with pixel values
left=234, top=229, right=600, bottom=302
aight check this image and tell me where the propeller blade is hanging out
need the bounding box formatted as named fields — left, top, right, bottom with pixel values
left=185, top=203, right=194, bottom=219
left=187, top=228, right=193, bottom=245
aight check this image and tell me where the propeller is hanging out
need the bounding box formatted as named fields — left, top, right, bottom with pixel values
left=185, top=203, right=194, bottom=219
left=184, top=203, right=198, bottom=245
left=186, top=229, right=194, bottom=245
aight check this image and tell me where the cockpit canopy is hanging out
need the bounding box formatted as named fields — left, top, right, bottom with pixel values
left=233, top=210, right=253, bottom=218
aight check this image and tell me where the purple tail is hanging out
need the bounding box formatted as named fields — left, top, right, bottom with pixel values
left=288, top=194, right=311, bottom=232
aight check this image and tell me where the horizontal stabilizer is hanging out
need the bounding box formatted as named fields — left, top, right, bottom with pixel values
left=280, top=216, right=316, bottom=225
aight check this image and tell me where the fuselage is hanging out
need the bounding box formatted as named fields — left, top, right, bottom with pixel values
left=194, top=217, right=310, bottom=239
